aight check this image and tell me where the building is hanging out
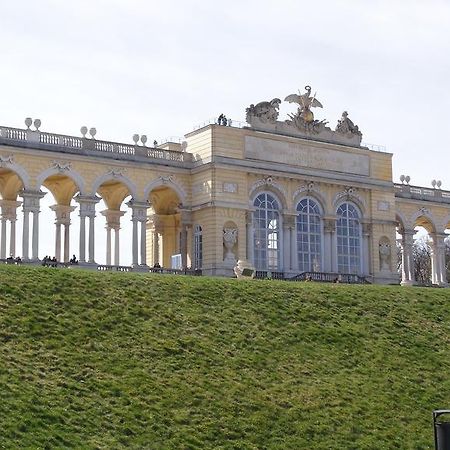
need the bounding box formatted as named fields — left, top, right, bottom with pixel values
left=0, top=87, right=448, bottom=285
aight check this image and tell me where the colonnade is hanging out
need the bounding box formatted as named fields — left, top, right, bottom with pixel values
left=0, top=189, right=152, bottom=268
left=398, top=228, right=448, bottom=286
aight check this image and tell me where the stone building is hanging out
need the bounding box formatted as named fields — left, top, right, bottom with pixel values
left=0, top=87, right=448, bottom=285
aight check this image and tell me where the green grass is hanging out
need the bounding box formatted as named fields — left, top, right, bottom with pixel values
left=0, top=266, right=449, bottom=449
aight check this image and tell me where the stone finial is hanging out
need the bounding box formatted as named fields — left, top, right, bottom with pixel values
left=141, top=135, right=147, bottom=146
left=89, top=127, right=97, bottom=139
left=25, top=118, right=32, bottom=129
left=80, top=126, right=88, bottom=138
left=132, top=134, right=140, bottom=145
left=33, top=119, right=41, bottom=131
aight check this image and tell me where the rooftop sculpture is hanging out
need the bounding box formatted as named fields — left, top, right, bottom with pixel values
left=245, top=85, right=363, bottom=146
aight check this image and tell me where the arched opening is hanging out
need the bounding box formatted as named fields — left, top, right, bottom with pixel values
left=0, top=168, right=25, bottom=259
left=252, top=192, right=281, bottom=271
left=95, top=178, right=134, bottom=266
left=296, top=197, right=322, bottom=272
left=336, top=202, right=362, bottom=274
left=147, top=185, right=182, bottom=269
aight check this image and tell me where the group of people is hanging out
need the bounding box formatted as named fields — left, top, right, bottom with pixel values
left=217, top=113, right=232, bottom=126
left=6, top=255, right=22, bottom=264
left=42, top=254, right=78, bottom=267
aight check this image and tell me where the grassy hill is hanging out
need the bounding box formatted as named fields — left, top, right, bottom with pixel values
left=0, top=266, right=449, bottom=449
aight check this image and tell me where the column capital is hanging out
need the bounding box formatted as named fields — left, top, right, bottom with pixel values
left=245, top=210, right=254, bottom=225
left=75, top=194, right=100, bottom=217
left=21, top=190, right=46, bottom=211
left=0, top=200, right=22, bottom=221
left=361, top=222, right=372, bottom=236
left=50, top=204, right=77, bottom=225
left=126, top=199, right=149, bottom=222
left=323, top=217, right=336, bottom=233
left=101, top=209, right=126, bottom=230
left=282, top=213, right=296, bottom=229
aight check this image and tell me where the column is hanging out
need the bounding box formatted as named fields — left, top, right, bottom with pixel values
left=431, top=233, right=448, bottom=286
left=127, top=200, right=150, bottom=268
left=79, top=216, right=86, bottom=263
left=0, top=217, right=6, bottom=259
left=400, top=229, right=416, bottom=286
left=362, top=223, right=372, bottom=276
left=88, top=216, right=95, bottom=263
left=0, top=200, right=21, bottom=259
left=50, top=205, right=77, bottom=262
left=153, top=228, right=160, bottom=265
left=106, top=227, right=112, bottom=265
left=245, top=211, right=254, bottom=264
left=282, top=215, right=295, bottom=272
left=55, top=223, right=62, bottom=261
left=178, top=209, right=192, bottom=270
left=22, top=209, right=30, bottom=260
left=21, top=190, right=46, bottom=261
left=76, top=195, right=100, bottom=265
left=114, top=228, right=120, bottom=266
left=323, top=218, right=336, bottom=272
left=140, top=218, right=147, bottom=266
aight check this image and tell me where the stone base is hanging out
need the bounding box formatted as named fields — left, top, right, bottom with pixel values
left=373, top=271, right=401, bottom=285
left=132, top=264, right=149, bottom=273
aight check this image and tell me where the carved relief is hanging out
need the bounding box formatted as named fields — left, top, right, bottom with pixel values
left=52, top=160, right=72, bottom=172
left=223, top=182, right=238, bottom=193
left=249, top=176, right=287, bottom=200
left=106, top=167, right=126, bottom=178
left=334, top=186, right=366, bottom=210
left=0, top=155, right=14, bottom=166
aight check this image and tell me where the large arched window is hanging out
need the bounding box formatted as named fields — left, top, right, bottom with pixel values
left=296, top=198, right=322, bottom=272
left=336, top=202, right=361, bottom=273
left=253, top=193, right=281, bottom=270
left=193, top=225, right=203, bottom=269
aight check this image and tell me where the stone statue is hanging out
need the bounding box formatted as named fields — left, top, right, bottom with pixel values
left=246, top=98, right=281, bottom=124
left=284, top=85, right=328, bottom=133
left=335, top=111, right=362, bottom=137
left=379, top=240, right=391, bottom=271
left=223, top=228, right=238, bottom=264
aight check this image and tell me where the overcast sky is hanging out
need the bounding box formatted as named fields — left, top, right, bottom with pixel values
left=1, top=0, right=449, bottom=261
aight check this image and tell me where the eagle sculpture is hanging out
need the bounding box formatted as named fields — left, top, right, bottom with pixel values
left=285, top=85, right=323, bottom=123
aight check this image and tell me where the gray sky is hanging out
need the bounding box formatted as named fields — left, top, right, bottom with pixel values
left=1, top=0, right=449, bottom=261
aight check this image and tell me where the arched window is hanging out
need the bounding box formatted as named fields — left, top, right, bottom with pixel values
left=336, top=203, right=361, bottom=273
left=296, top=198, right=322, bottom=272
left=253, top=193, right=281, bottom=270
left=193, top=225, right=203, bottom=269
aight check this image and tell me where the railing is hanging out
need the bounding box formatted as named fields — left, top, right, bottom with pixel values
left=0, top=125, right=192, bottom=165
left=97, top=264, right=131, bottom=272
left=290, top=271, right=370, bottom=284
left=149, top=267, right=202, bottom=276
left=192, top=117, right=247, bottom=131
left=394, top=183, right=450, bottom=204
left=361, top=142, right=387, bottom=152
left=254, top=270, right=285, bottom=280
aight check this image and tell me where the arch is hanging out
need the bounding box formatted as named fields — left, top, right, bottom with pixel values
left=35, top=167, right=86, bottom=195
left=250, top=189, right=285, bottom=211
left=410, top=208, right=437, bottom=233
left=91, top=172, right=138, bottom=200
left=294, top=194, right=325, bottom=215
left=395, top=210, right=409, bottom=231
left=249, top=178, right=288, bottom=210
left=295, top=197, right=323, bottom=272
left=333, top=189, right=366, bottom=216
left=143, top=176, right=187, bottom=205
left=292, top=184, right=327, bottom=215
left=0, top=159, right=31, bottom=191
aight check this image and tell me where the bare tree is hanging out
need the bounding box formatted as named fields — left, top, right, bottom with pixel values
left=413, top=237, right=432, bottom=285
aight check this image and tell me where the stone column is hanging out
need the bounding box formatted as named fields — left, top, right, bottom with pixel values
left=21, top=190, right=46, bottom=261
left=75, top=195, right=100, bottom=265
left=400, top=229, right=416, bottom=286
left=282, top=214, right=295, bottom=272
left=50, top=205, right=77, bottom=262
left=0, top=200, right=22, bottom=259
left=245, top=211, right=254, bottom=264
left=101, top=209, right=126, bottom=266
left=323, top=218, right=336, bottom=273
left=0, top=217, right=6, bottom=259
left=362, top=222, right=372, bottom=276
left=430, top=233, right=448, bottom=286
left=127, top=200, right=150, bottom=268
left=178, top=209, right=192, bottom=269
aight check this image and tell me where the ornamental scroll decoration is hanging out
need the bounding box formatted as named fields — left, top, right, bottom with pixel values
left=333, top=186, right=366, bottom=211
left=0, top=154, right=14, bottom=167
left=249, top=176, right=287, bottom=201
left=52, top=161, right=72, bottom=173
